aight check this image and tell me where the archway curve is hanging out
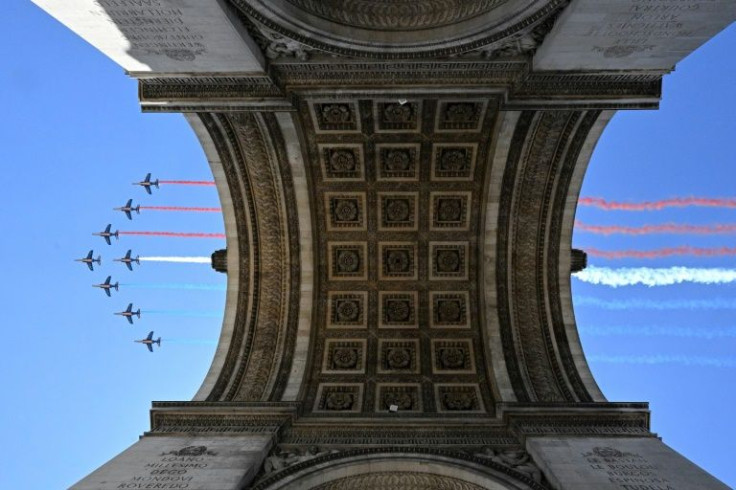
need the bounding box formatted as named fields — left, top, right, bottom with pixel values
left=252, top=449, right=546, bottom=490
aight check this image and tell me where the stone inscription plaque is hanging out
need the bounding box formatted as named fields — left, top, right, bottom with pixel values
left=527, top=437, right=729, bottom=489
left=31, top=0, right=263, bottom=73
left=71, top=435, right=273, bottom=490
left=534, top=0, right=736, bottom=70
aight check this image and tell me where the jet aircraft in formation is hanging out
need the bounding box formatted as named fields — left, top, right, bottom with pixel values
left=114, top=199, right=140, bottom=220
left=94, top=276, right=119, bottom=297
left=114, top=249, right=140, bottom=271
left=135, top=331, right=161, bottom=352
left=115, top=303, right=141, bottom=324
left=75, top=250, right=101, bottom=271
left=82, top=173, right=168, bottom=352
left=94, top=224, right=119, bottom=245
left=133, top=173, right=159, bottom=194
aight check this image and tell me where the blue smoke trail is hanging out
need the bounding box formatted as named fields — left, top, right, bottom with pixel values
left=144, top=310, right=222, bottom=318
left=124, top=283, right=226, bottom=291
left=588, top=355, right=736, bottom=368
left=575, top=296, right=736, bottom=310
left=581, top=325, right=736, bottom=339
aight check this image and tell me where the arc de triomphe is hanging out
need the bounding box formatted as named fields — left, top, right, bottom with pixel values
left=33, top=1, right=735, bottom=489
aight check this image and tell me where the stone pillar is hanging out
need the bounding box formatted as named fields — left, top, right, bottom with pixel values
left=71, top=434, right=274, bottom=490
left=526, top=437, right=729, bottom=490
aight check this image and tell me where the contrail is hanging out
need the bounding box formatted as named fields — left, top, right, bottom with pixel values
left=159, top=180, right=215, bottom=186
left=139, top=256, right=211, bottom=264
left=575, top=221, right=736, bottom=235
left=587, top=354, right=736, bottom=368
left=578, top=196, right=736, bottom=211
left=139, top=206, right=221, bottom=212
left=125, top=283, right=226, bottom=291
left=585, top=246, right=736, bottom=259
left=581, top=325, right=736, bottom=339
left=576, top=296, right=736, bottom=310
left=573, top=266, right=736, bottom=287
left=119, top=231, right=225, bottom=239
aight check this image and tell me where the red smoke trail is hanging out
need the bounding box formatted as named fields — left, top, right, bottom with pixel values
left=578, top=196, right=736, bottom=211
left=159, top=180, right=215, bottom=186
left=575, top=221, right=736, bottom=235
left=140, top=206, right=221, bottom=212
left=119, top=231, right=225, bottom=238
left=586, top=246, right=736, bottom=259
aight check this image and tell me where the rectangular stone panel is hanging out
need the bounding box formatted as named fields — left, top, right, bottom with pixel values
left=534, top=0, right=736, bottom=71
left=311, top=101, right=361, bottom=133
left=429, top=242, right=469, bottom=280
left=327, top=291, right=368, bottom=328
left=431, top=339, right=476, bottom=373
left=378, top=291, right=419, bottom=328
left=435, top=100, right=487, bottom=132
left=375, top=144, right=420, bottom=181
left=328, top=242, right=368, bottom=281
left=324, top=192, right=367, bottom=231
left=319, top=144, right=364, bottom=181
left=375, top=383, right=423, bottom=412
left=322, top=339, right=367, bottom=374
left=377, top=339, right=420, bottom=374
left=32, top=0, right=264, bottom=74
left=378, top=192, right=419, bottom=231
left=526, top=437, right=729, bottom=490
left=435, top=384, right=484, bottom=413
left=71, top=435, right=273, bottom=490
left=431, top=144, right=478, bottom=181
left=314, top=383, right=364, bottom=413
left=373, top=100, right=422, bottom=133
left=430, top=291, right=470, bottom=328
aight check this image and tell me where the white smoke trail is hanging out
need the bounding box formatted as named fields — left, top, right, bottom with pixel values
left=588, top=354, right=736, bottom=368
left=139, top=256, right=211, bottom=264
left=573, top=266, right=736, bottom=287
left=581, top=325, right=736, bottom=339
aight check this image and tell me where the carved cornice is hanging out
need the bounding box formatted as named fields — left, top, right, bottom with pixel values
left=280, top=424, right=519, bottom=447
left=148, top=401, right=300, bottom=434
left=135, top=69, right=662, bottom=112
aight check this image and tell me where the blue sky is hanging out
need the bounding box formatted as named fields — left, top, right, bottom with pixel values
left=1, top=2, right=733, bottom=488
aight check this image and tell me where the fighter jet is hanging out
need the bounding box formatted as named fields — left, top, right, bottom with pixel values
left=75, top=250, right=101, bottom=271
left=114, top=199, right=140, bottom=220
left=93, top=276, right=119, bottom=297
left=135, top=331, right=161, bottom=352
left=93, top=224, right=119, bottom=245
left=133, top=173, right=159, bottom=194
left=115, top=303, right=141, bottom=324
left=114, top=250, right=140, bottom=271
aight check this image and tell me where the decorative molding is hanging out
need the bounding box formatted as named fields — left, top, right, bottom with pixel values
left=312, top=472, right=489, bottom=490
left=496, top=110, right=602, bottom=403
left=251, top=448, right=549, bottom=490
left=282, top=0, right=510, bottom=31
left=230, top=0, right=569, bottom=60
